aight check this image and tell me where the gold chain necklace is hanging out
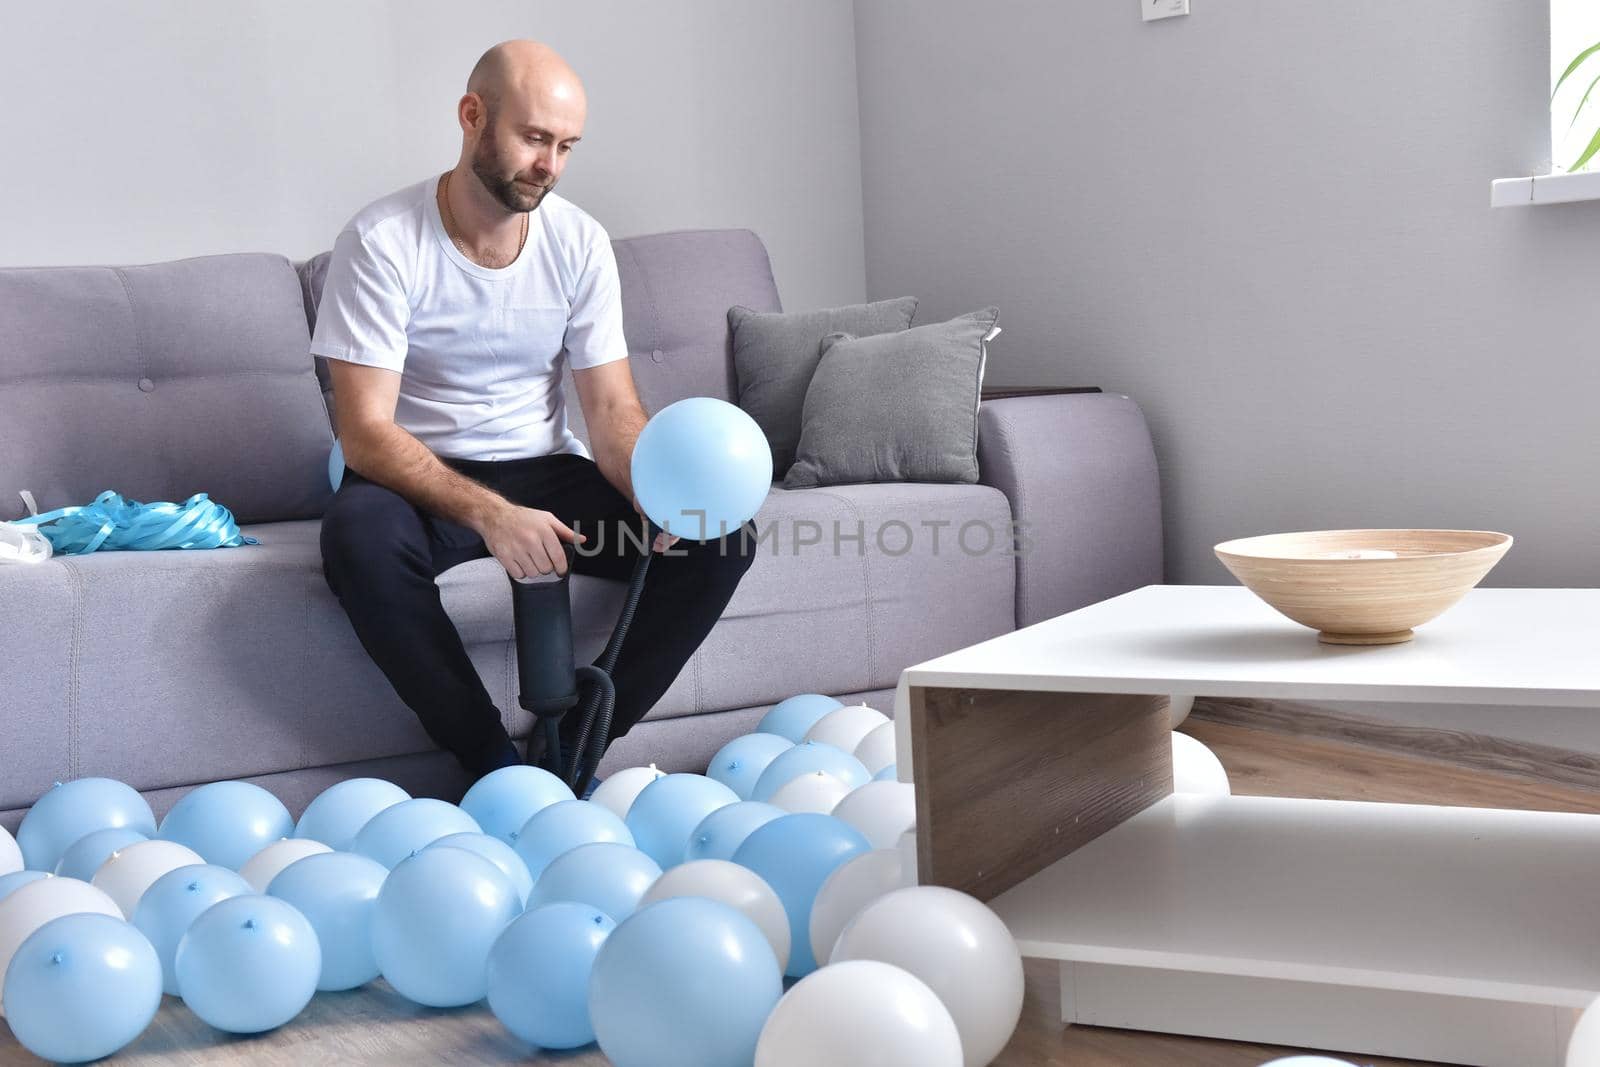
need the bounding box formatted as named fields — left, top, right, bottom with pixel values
left=441, top=170, right=527, bottom=266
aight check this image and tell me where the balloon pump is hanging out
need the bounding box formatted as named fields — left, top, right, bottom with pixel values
left=509, top=521, right=663, bottom=798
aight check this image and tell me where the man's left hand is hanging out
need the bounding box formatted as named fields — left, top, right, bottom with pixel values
left=632, top=494, right=679, bottom=553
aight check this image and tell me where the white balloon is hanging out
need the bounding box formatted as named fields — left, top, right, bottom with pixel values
left=0, top=876, right=122, bottom=1016
left=639, top=859, right=790, bottom=972
left=1168, top=694, right=1195, bottom=728
left=1570, top=995, right=1600, bottom=1067
left=0, top=826, right=21, bottom=877
left=832, top=780, right=917, bottom=850
left=755, top=959, right=963, bottom=1067
left=768, top=771, right=853, bottom=815
left=810, top=848, right=913, bottom=968
left=852, top=721, right=897, bottom=776
left=833, top=886, right=1024, bottom=1067
left=91, top=839, right=205, bottom=918
left=1172, top=731, right=1231, bottom=795
left=239, top=838, right=332, bottom=893
left=588, top=765, right=668, bottom=822
left=804, top=704, right=891, bottom=755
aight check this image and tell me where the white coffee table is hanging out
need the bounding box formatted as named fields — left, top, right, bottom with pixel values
left=891, top=584, right=1600, bottom=1067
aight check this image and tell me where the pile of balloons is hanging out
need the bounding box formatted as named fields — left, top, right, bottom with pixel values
left=0, top=691, right=1027, bottom=1066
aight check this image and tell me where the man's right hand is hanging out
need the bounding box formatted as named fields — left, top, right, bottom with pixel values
left=476, top=502, right=586, bottom=578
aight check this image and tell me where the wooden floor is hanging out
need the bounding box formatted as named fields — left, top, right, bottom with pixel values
left=7, top=718, right=1598, bottom=1066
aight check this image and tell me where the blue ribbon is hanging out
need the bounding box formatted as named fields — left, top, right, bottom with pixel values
left=11, top=491, right=258, bottom=555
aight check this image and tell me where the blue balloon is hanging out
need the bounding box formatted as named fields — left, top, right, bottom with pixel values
left=707, top=732, right=794, bottom=799
left=3, top=913, right=162, bottom=1063
left=589, top=897, right=782, bottom=1067
left=757, top=694, right=844, bottom=743
left=750, top=741, right=871, bottom=802
left=132, top=863, right=253, bottom=994
left=328, top=437, right=345, bottom=490
left=0, top=870, right=51, bottom=903
left=460, top=765, right=575, bottom=844
left=527, top=842, right=661, bottom=923
left=513, top=799, right=633, bottom=884
left=351, top=797, right=480, bottom=869
left=266, top=850, right=389, bottom=991
left=625, top=774, right=739, bottom=869
left=426, top=832, right=533, bottom=907
left=630, top=397, right=771, bottom=541
left=54, top=826, right=148, bottom=881
left=873, top=762, right=899, bottom=782
left=174, top=894, right=320, bottom=1033
left=685, top=801, right=787, bottom=863
left=372, top=847, right=520, bottom=1007
left=487, top=902, right=615, bottom=1050
left=17, top=778, right=156, bottom=872
left=158, top=781, right=294, bottom=871
left=730, top=813, right=870, bottom=976
left=294, top=777, right=410, bottom=851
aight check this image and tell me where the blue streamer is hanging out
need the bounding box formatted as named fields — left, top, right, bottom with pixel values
left=11, top=491, right=259, bottom=555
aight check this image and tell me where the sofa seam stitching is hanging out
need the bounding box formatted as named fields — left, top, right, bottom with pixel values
left=59, top=559, right=86, bottom=778
left=110, top=267, right=149, bottom=385
left=622, top=242, right=664, bottom=354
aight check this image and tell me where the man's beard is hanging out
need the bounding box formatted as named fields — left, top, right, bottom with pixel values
left=471, top=129, right=554, bottom=213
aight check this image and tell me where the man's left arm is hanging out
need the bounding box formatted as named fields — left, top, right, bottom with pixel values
left=565, top=233, right=677, bottom=551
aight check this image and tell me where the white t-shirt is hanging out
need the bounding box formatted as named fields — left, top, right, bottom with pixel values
left=308, top=176, right=629, bottom=462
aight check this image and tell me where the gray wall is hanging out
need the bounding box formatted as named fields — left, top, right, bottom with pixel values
left=0, top=1, right=867, bottom=313
left=855, top=0, right=1600, bottom=591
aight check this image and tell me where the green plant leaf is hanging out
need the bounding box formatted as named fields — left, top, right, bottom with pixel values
left=1569, top=124, right=1600, bottom=173
left=1553, top=39, right=1600, bottom=100
left=1570, top=72, right=1600, bottom=132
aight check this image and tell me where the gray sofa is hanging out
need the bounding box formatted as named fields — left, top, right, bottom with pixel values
left=0, top=229, right=1163, bottom=829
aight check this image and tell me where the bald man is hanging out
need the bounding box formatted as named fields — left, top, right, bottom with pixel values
left=312, top=41, right=756, bottom=786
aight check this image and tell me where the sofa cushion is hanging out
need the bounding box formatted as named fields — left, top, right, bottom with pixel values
left=0, top=254, right=335, bottom=524
left=728, top=297, right=918, bottom=479
left=0, top=476, right=1015, bottom=805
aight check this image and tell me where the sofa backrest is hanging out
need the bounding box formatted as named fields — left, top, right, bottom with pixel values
left=298, top=227, right=782, bottom=450
left=0, top=254, right=335, bottom=524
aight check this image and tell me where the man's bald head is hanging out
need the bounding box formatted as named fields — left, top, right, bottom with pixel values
left=457, top=40, right=587, bottom=214
left=466, top=40, right=586, bottom=122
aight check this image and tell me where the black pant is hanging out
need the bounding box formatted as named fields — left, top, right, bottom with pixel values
left=319, top=451, right=756, bottom=776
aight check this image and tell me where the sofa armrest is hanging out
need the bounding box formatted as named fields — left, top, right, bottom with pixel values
left=978, top=392, right=1164, bottom=628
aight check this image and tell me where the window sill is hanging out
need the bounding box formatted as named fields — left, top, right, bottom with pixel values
left=1490, top=170, right=1600, bottom=207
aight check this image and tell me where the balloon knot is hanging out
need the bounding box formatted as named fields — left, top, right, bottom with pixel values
left=187, top=881, right=201, bottom=892
left=49, top=952, right=63, bottom=966
left=243, top=918, right=257, bottom=930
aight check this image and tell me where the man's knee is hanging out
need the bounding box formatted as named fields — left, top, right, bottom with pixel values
left=319, top=483, right=423, bottom=591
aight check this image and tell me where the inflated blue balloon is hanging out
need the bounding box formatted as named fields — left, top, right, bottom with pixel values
left=294, top=777, right=410, bottom=851
left=750, top=741, right=871, bottom=802
left=730, top=812, right=870, bottom=977
left=426, top=832, right=534, bottom=907
left=174, top=894, right=320, bottom=1033
left=707, top=732, right=794, bottom=799
left=157, top=781, right=294, bottom=870
left=0, top=870, right=51, bottom=903
left=589, top=896, right=782, bottom=1067
left=513, top=799, right=633, bottom=884
left=684, top=801, right=787, bottom=863
left=527, top=842, right=661, bottom=923
left=624, top=774, right=739, bottom=869
left=350, top=797, right=480, bottom=869
left=3, top=913, right=162, bottom=1064
left=17, top=778, right=157, bottom=872
left=266, top=850, right=389, bottom=991
left=461, top=765, right=575, bottom=845
left=328, top=437, right=345, bottom=491
left=132, top=863, right=253, bottom=994
left=757, top=694, right=843, bottom=743
left=630, top=397, right=771, bottom=542
left=54, top=826, right=148, bottom=881
left=371, top=847, right=520, bottom=1007
left=487, top=902, right=615, bottom=1050
left=873, top=762, right=899, bottom=782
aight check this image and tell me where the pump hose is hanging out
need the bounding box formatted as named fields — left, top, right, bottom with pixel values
left=563, top=546, right=654, bottom=796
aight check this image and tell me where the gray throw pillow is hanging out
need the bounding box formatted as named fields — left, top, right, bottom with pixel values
left=784, top=308, right=1001, bottom=489
left=729, top=297, right=918, bottom=479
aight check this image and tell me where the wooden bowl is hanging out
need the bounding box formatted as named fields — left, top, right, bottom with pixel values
left=1213, top=529, right=1513, bottom=645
